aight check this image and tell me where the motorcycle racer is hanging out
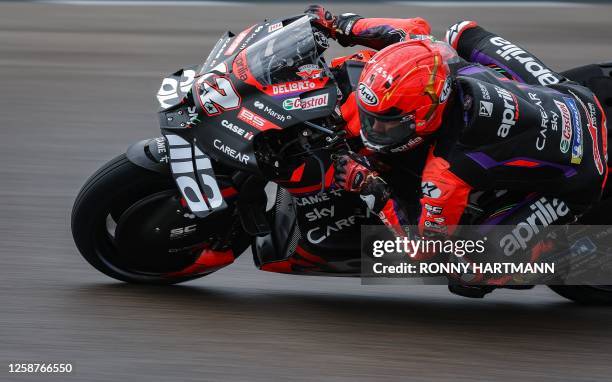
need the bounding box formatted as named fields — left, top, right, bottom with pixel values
left=306, top=6, right=608, bottom=252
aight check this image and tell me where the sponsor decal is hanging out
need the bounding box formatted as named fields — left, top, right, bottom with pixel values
left=195, top=74, right=241, bottom=116
left=589, top=101, right=607, bottom=162
left=305, top=206, right=335, bottom=222
left=421, top=181, right=441, bottom=198
left=529, top=92, right=551, bottom=151
left=499, top=197, right=569, bottom=256
left=221, top=119, right=253, bottom=140
left=253, top=101, right=289, bottom=122
left=170, top=224, right=197, bottom=239
left=213, top=138, right=250, bottom=164
left=570, top=92, right=604, bottom=175
left=233, top=52, right=249, bottom=81
left=424, top=203, right=443, bottom=216
left=225, top=25, right=254, bottom=56
left=237, top=107, right=280, bottom=131
left=439, top=77, right=452, bottom=103
left=238, top=25, right=264, bottom=51
left=282, top=93, right=329, bottom=111
left=267, top=22, right=283, bottom=33
left=479, top=100, right=493, bottom=117
left=489, top=36, right=561, bottom=86
left=296, top=64, right=323, bottom=80
left=494, top=85, right=519, bottom=138
left=313, top=30, right=329, bottom=49
left=295, top=190, right=342, bottom=206
left=389, top=136, right=425, bottom=152
left=306, top=215, right=358, bottom=244
left=477, top=82, right=491, bottom=100
left=156, top=69, right=196, bottom=109
left=166, top=134, right=225, bottom=217
left=358, top=82, right=378, bottom=106
left=563, top=97, right=583, bottom=164
left=554, top=99, right=572, bottom=154
left=446, top=21, right=473, bottom=48
left=372, top=64, right=394, bottom=84
left=272, top=80, right=317, bottom=96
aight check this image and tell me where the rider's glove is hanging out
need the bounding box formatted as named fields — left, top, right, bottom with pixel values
left=305, top=5, right=362, bottom=41
left=305, top=5, right=338, bottom=38
left=334, top=154, right=374, bottom=192
left=359, top=175, right=391, bottom=214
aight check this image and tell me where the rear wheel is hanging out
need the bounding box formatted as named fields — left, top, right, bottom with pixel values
left=71, top=154, right=248, bottom=284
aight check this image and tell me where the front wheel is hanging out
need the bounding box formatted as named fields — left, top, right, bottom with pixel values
left=71, top=154, right=248, bottom=284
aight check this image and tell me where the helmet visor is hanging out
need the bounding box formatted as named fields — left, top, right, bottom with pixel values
left=359, top=108, right=417, bottom=147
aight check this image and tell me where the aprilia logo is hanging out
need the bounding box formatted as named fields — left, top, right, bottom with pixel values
left=490, top=36, right=561, bottom=86
left=494, top=86, right=518, bottom=138
left=499, top=197, right=569, bottom=256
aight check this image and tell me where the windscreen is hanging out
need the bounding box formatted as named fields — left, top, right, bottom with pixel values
left=245, top=16, right=320, bottom=86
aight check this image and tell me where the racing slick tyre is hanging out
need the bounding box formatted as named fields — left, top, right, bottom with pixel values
left=71, top=154, right=245, bottom=284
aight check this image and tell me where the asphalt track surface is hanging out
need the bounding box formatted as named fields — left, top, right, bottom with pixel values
left=2, top=2, right=612, bottom=381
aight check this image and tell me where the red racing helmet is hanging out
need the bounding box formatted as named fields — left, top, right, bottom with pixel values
left=356, top=38, right=456, bottom=152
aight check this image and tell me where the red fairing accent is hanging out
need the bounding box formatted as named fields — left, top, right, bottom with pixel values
left=221, top=187, right=238, bottom=198
left=166, top=249, right=234, bottom=278
left=504, top=159, right=540, bottom=168
left=295, top=245, right=326, bottom=264
left=289, top=163, right=306, bottom=182
left=286, top=165, right=335, bottom=195
left=260, top=246, right=326, bottom=274
left=418, top=150, right=472, bottom=236
left=261, top=260, right=293, bottom=273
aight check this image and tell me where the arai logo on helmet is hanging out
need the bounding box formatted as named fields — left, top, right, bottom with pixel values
left=358, top=83, right=378, bottom=106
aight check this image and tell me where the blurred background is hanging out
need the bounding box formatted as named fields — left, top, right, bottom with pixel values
left=1, top=1, right=612, bottom=381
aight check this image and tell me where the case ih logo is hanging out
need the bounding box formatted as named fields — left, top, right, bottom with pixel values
left=358, top=83, right=378, bottom=106
left=283, top=94, right=329, bottom=111
left=237, top=107, right=280, bottom=131
left=272, top=80, right=317, bottom=96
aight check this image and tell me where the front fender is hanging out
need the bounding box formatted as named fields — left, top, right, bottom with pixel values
left=125, top=137, right=170, bottom=174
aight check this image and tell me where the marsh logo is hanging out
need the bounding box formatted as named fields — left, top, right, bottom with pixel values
left=358, top=82, right=378, bottom=106
left=499, top=197, right=570, bottom=256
